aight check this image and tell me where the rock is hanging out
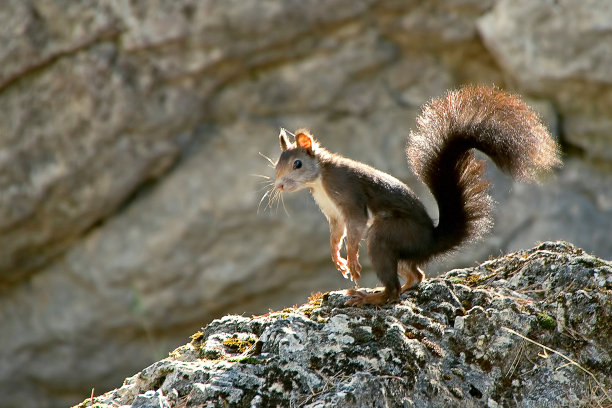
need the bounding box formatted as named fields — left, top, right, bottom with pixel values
left=1, top=1, right=612, bottom=407
left=0, top=0, right=377, bottom=280
left=75, top=242, right=612, bottom=408
left=478, top=0, right=612, bottom=89
left=0, top=1, right=190, bottom=279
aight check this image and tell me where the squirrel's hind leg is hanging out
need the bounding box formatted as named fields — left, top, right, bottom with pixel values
left=347, top=217, right=430, bottom=306
left=344, top=221, right=402, bottom=306
left=344, top=262, right=424, bottom=306
left=399, top=261, right=425, bottom=293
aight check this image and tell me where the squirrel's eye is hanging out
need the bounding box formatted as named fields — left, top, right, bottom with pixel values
left=293, top=160, right=302, bottom=169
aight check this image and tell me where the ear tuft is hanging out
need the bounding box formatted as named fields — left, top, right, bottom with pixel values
left=279, top=128, right=291, bottom=151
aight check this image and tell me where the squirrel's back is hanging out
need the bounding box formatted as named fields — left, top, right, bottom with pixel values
left=407, top=86, right=561, bottom=258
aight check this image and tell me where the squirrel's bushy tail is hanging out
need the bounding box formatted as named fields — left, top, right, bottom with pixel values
left=407, top=86, right=561, bottom=257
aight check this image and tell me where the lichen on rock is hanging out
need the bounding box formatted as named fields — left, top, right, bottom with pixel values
left=76, top=241, right=611, bottom=408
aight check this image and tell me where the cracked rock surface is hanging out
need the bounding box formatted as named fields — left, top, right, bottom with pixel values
left=77, top=242, right=612, bottom=407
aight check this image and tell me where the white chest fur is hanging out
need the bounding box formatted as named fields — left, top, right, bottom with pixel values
left=309, top=178, right=343, bottom=221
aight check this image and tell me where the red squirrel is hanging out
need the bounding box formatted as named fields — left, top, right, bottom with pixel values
left=273, top=86, right=561, bottom=306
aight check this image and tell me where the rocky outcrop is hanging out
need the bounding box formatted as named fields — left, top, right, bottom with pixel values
left=2, top=1, right=612, bottom=407
left=77, top=242, right=612, bottom=407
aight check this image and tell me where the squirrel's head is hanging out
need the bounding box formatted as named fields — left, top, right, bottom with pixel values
left=274, top=128, right=321, bottom=192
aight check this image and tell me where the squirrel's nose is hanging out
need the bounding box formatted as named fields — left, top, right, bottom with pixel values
left=275, top=181, right=284, bottom=191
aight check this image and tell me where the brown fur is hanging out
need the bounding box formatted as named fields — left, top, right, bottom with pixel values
left=407, top=86, right=561, bottom=255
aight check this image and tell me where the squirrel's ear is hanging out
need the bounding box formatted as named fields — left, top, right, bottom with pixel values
left=279, top=128, right=291, bottom=151
left=295, top=131, right=314, bottom=154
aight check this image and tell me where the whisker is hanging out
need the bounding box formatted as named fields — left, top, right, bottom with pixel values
left=270, top=190, right=281, bottom=213
left=258, top=151, right=275, bottom=165
left=279, top=191, right=290, bottom=217
left=267, top=189, right=278, bottom=211
left=255, top=182, right=274, bottom=193
left=271, top=189, right=280, bottom=205
left=257, top=189, right=271, bottom=214
left=266, top=188, right=277, bottom=211
left=249, top=173, right=271, bottom=180
left=258, top=152, right=276, bottom=167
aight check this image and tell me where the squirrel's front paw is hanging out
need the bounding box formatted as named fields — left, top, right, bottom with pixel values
left=332, top=253, right=351, bottom=279
left=348, top=259, right=362, bottom=282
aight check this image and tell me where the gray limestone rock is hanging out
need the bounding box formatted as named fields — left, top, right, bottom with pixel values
left=478, top=0, right=612, bottom=161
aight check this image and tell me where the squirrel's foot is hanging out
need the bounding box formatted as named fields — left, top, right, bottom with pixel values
left=345, top=288, right=389, bottom=306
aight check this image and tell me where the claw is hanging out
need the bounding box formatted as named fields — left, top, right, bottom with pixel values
left=345, top=289, right=368, bottom=306
left=333, top=254, right=351, bottom=279
left=344, top=288, right=389, bottom=306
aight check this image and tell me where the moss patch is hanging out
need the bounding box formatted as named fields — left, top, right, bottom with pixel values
left=463, top=272, right=498, bottom=288
left=536, top=312, right=556, bottom=331
left=228, top=356, right=261, bottom=364
left=190, top=331, right=205, bottom=342
left=223, top=335, right=257, bottom=353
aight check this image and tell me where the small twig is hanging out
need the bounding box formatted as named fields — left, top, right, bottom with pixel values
left=506, top=341, right=526, bottom=378
left=503, top=327, right=611, bottom=401
left=556, top=362, right=573, bottom=371
left=86, top=387, right=95, bottom=406
left=538, top=347, right=549, bottom=359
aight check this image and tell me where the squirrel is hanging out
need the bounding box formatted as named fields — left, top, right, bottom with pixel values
left=273, top=86, right=561, bottom=306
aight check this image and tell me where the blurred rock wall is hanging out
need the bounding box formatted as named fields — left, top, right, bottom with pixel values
left=0, top=0, right=611, bottom=407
